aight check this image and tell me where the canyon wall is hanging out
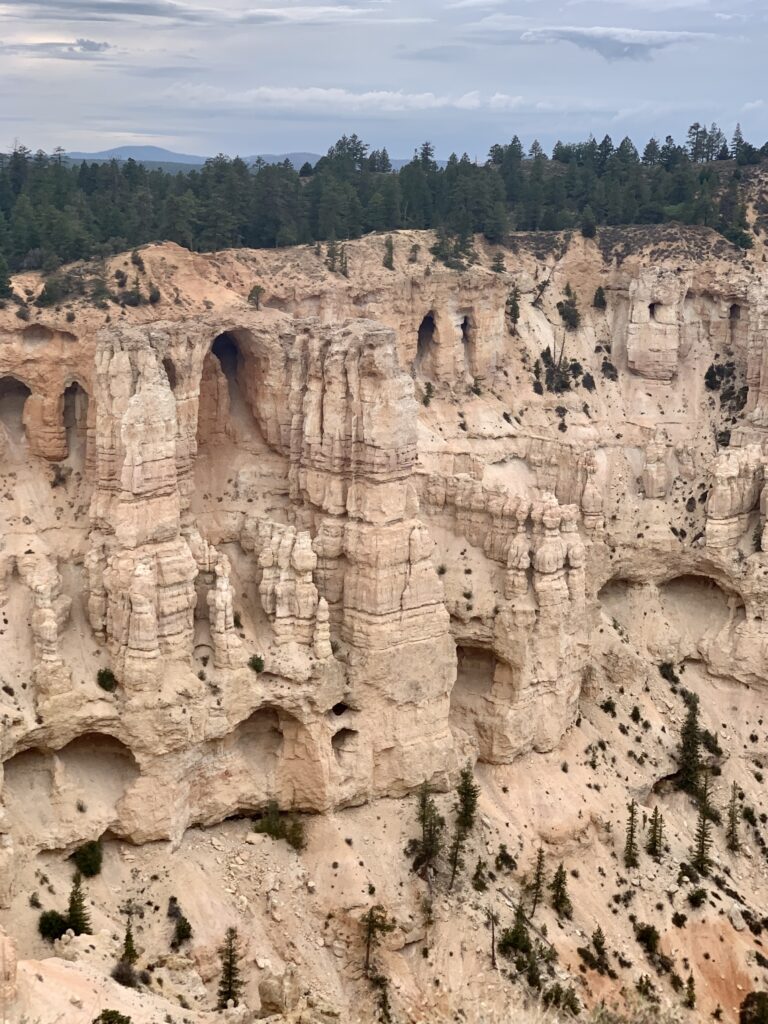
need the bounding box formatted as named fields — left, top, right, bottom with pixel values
left=2, top=225, right=768, bottom=917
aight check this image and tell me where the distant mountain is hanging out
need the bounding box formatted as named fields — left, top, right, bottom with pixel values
left=248, top=152, right=322, bottom=168
left=64, top=146, right=445, bottom=172
left=67, top=145, right=206, bottom=165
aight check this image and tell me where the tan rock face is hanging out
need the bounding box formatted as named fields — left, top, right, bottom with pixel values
left=1, top=225, right=768, bottom=926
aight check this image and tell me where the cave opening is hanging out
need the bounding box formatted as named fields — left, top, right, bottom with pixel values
left=450, top=644, right=496, bottom=756
left=332, top=727, right=358, bottom=761
left=649, top=302, right=660, bottom=321
left=0, top=376, right=31, bottom=444
left=460, top=315, right=475, bottom=374
left=2, top=733, right=139, bottom=845
left=730, top=303, right=742, bottom=321
left=163, top=357, right=178, bottom=392
left=63, top=381, right=88, bottom=464
left=416, top=313, right=437, bottom=372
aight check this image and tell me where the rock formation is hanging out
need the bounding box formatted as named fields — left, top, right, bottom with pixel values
left=4, top=223, right=768, bottom=1020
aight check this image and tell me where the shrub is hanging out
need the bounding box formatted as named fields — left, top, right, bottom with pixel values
left=111, top=959, right=138, bottom=988
left=741, top=992, right=768, bottom=1023
left=71, top=840, right=102, bottom=877
left=248, top=654, right=264, bottom=673
left=38, top=909, right=69, bottom=942
left=148, top=285, right=161, bottom=304
left=635, top=921, right=660, bottom=955
left=254, top=800, right=306, bottom=851
left=97, top=667, right=117, bottom=692
left=93, top=1012, right=132, bottom=1024
left=593, top=286, right=607, bottom=309
left=687, top=887, right=707, bottom=909
left=171, top=914, right=193, bottom=949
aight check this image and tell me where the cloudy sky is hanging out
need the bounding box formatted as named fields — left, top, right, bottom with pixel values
left=0, top=0, right=765, bottom=158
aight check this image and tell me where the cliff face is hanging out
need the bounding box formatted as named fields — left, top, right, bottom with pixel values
left=3, top=226, right=768, bottom=1021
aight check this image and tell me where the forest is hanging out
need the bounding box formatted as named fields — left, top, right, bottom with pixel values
left=0, top=121, right=764, bottom=282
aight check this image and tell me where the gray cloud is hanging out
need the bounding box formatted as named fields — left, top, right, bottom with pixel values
left=0, top=0, right=213, bottom=22
left=521, top=25, right=711, bottom=60
left=397, top=43, right=471, bottom=61
left=0, top=37, right=112, bottom=58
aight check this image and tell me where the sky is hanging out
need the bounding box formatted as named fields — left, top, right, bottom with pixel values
left=0, top=0, right=765, bottom=159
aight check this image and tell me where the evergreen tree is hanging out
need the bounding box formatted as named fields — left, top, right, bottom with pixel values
left=448, top=764, right=479, bottom=890
left=580, top=205, right=597, bottom=239
left=529, top=847, right=546, bottom=917
left=593, top=286, right=607, bottom=310
left=67, top=872, right=91, bottom=936
left=407, top=781, right=445, bottom=881
left=691, top=791, right=713, bottom=875
left=383, top=234, right=394, bottom=270
left=624, top=799, right=639, bottom=869
left=456, top=763, right=480, bottom=833
left=592, top=925, right=608, bottom=969
left=678, top=692, right=702, bottom=795
left=361, top=904, right=395, bottom=975
left=727, top=782, right=741, bottom=853
left=550, top=862, right=573, bottom=919
left=491, top=252, right=505, bottom=273
left=121, top=917, right=138, bottom=965
left=0, top=253, right=12, bottom=298
left=486, top=905, right=499, bottom=969
left=506, top=285, right=521, bottom=335
left=498, top=901, right=532, bottom=958
left=216, top=926, right=243, bottom=1009
left=685, top=973, right=696, bottom=1009
left=646, top=806, right=665, bottom=860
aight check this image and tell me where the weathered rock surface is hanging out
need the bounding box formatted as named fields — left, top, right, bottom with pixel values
left=3, top=222, right=768, bottom=1021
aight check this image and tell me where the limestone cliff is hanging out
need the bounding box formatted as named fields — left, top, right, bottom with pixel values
left=2, top=225, right=768, bottom=1022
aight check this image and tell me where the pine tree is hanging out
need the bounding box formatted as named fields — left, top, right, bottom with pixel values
left=593, top=286, right=607, bottom=310
left=67, top=872, right=91, bottom=936
left=624, top=799, right=639, bottom=868
left=691, top=791, right=713, bottom=875
left=726, top=782, right=741, bottom=853
left=550, top=862, right=573, bottom=919
left=486, top=905, right=499, bottom=968
left=529, top=847, right=546, bottom=917
left=678, top=692, right=702, bottom=795
left=447, top=827, right=466, bottom=892
left=580, top=205, right=597, bottom=239
left=646, top=806, right=665, bottom=860
left=122, top=917, right=138, bottom=965
left=0, top=254, right=12, bottom=299
left=684, top=973, right=696, bottom=1009
left=407, top=781, right=445, bottom=882
left=506, top=285, right=521, bottom=335
left=499, top=901, right=532, bottom=958
left=592, top=925, right=608, bottom=969
left=456, top=763, right=479, bottom=833
left=491, top=252, right=505, bottom=273
left=383, top=235, right=394, bottom=270
left=361, top=904, right=395, bottom=975
left=216, top=926, right=243, bottom=1009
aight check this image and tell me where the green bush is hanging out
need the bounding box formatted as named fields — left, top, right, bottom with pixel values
left=254, top=800, right=306, bottom=851
left=97, top=667, right=117, bottom=692
left=741, top=992, right=768, bottom=1023
left=93, top=1012, right=132, bottom=1024
left=171, top=914, right=193, bottom=949
left=248, top=654, right=264, bottom=673
left=38, top=909, right=69, bottom=941
left=71, top=840, right=102, bottom=877
left=111, top=959, right=137, bottom=988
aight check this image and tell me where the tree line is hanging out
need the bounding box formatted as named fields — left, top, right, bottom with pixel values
left=0, top=122, right=763, bottom=277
